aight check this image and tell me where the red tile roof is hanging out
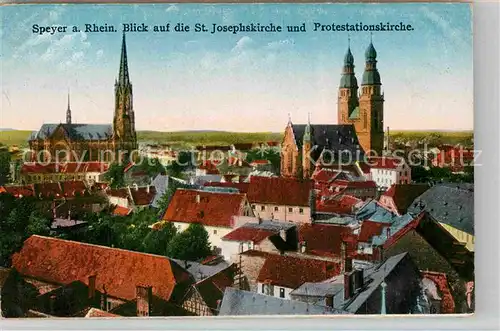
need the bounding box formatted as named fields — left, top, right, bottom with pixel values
left=130, top=186, right=156, bottom=206
left=12, top=236, right=192, bottom=302
left=366, top=157, right=405, bottom=170
left=247, top=177, right=312, bottom=207
left=0, top=185, right=35, bottom=198
left=108, top=188, right=129, bottom=199
left=222, top=227, right=277, bottom=244
left=357, top=220, right=388, bottom=243
left=195, top=264, right=236, bottom=313
left=162, top=189, right=246, bottom=228
left=112, top=205, right=132, bottom=216
left=298, top=224, right=356, bottom=258
left=257, top=255, right=341, bottom=289
left=421, top=271, right=456, bottom=313
left=311, top=169, right=340, bottom=183
left=203, top=181, right=250, bottom=193
left=34, top=182, right=64, bottom=198
left=381, top=184, right=430, bottom=215
left=250, top=159, right=270, bottom=166
left=60, top=181, right=88, bottom=198
left=316, top=194, right=362, bottom=214
left=331, top=180, right=377, bottom=189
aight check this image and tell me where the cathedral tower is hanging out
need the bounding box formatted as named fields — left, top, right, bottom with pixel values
left=338, top=40, right=359, bottom=124
left=66, top=91, right=72, bottom=124
left=302, top=114, right=312, bottom=179
left=358, top=39, right=384, bottom=154
left=113, top=32, right=137, bottom=159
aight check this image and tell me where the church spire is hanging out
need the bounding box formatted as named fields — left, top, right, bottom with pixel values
left=362, top=36, right=381, bottom=86
left=340, top=37, right=357, bottom=89
left=66, top=89, right=72, bottom=124
left=303, top=113, right=311, bottom=142
left=118, top=32, right=130, bottom=87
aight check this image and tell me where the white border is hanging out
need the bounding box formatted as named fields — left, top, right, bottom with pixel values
left=1, top=1, right=499, bottom=330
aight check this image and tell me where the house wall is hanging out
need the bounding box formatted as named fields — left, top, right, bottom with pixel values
left=252, top=203, right=310, bottom=224
left=256, top=282, right=293, bottom=300
left=239, top=254, right=268, bottom=293
left=173, top=222, right=232, bottom=252
left=108, top=196, right=129, bottom=209
left=439, top=223, right=474, bottom=252
left=181, top=288, right=213, bottom=316
left=370, top=164, right=411, bottom=189
left=223, top=238, right=280, bottom=263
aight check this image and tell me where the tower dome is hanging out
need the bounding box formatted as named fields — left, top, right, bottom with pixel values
left=344, top=47, right=354, bottom=65
left=365, top=42, right=377, bottom=60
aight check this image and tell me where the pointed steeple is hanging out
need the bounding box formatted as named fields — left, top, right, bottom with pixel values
left=362, top=35, right=381, bottom=86
left=340, top=37, right=358, bottom=89
left=118, top=32, right=130, bottom=87
left=303, top=113, right=311, bottom=143
left=66, top=89, right=72, bottom=124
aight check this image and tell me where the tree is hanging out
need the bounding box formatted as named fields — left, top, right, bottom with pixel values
left=136, top=157, right=165, bottom=178
left=166, top=223, right=212, bottom=261
left=104, top=163, right=125, bottom=189
left=155, top=179, right=192, bottom=216
left=165, top=150, right=194, bottom=178
left=142, top=222, right=177, bottom=256
left=0, top=147, right=12, bottom=186
left=246, top=148, right=281, bottom=173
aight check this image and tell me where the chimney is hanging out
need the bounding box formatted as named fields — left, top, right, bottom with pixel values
left=325, top=295, right=334, bottom=308
left=134, top=183, right=139, bottom=191
left=340, top=241, right=347, bottom=273
left=147, top=185, right=150, bottom=194
left=344, top=273, right=352, bottom=300
left=136, top=285, right=153, bottom=317
left=88, top=275, right=96, bottom=300
left=196, top=194, right=200, bottom=203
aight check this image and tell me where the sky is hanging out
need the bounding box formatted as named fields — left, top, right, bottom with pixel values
left=1, top=3, right=473, bottom=132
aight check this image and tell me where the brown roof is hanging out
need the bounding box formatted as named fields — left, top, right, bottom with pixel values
left=247, top=176, right=312, bottom=207
left=203, top=181, right=250, bottom=193
left=130, top=186, right=156, bottom=206
left=12, top=236, right=193, bottom=302
left=107, top=188, right=129, bottom=199
left=162, top=189, right=246, bottom=228
left=257, top=255, right=340, bottom=289
left=222, top=227, right=277, bottom=244
left=195, top=264, right=236, bottom=314
left=381, top=184, right=430, bottom=214
left=298, top=224, right=356, bottom=258
left=21, top=162, right=109, bottom=174
left=0, top=185, right=35, bottom=198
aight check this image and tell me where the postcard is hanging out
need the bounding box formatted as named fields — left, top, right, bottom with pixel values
left=0, top=3, right=474, bottom=318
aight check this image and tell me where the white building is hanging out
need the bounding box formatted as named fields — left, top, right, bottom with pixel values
left=362, top=157, right=411, bottom=190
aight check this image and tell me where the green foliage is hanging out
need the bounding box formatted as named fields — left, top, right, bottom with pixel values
left=165, top=151, right=194, bottom=178
left=142, top=222, right=177, bottom=255
left=0, top=195, right=52, bottom=267
left=246, top=148, right=281, bottom=174
left=104, top=163, right=125, bottom=188
left=1, top=269, right=39, bottom=317
left=166, top=223, right=212, bottom=261
left=135, top=157, right=165, bottom=178
left=0, top=147, right=12, bottom=185
left=411, top=165, right=473, bottom=184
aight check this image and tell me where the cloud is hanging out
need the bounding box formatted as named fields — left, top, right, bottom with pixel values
left=266, top=39, right=295, bottom=51
left=231, top=36, right=254, bottom=53
left=166, top=5, right=179, bottom=13
left=419, top=6, right=469, bottom=50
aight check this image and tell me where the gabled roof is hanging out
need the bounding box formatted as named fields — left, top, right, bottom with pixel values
left=162, top=189, right=246, bottom=228
left=12, top=236, right=193, bottom=302
left=247, top=176, right=312, bottom=207
left=257, top=255, right=341, bottom=289
left=344, top=252, right=411, bottom=313
left=407, top=184, right=474, bottom=235
left=222, top=220, right=295, bottom=243
left=291, top=124, right=364, bottom=158
left=219, top=288, right=348, bottom=315
left=129, top=186, right=156, bottom=206
left=194, top=264, right=237, bottom=314
left=203, top=181, right=250, bottom=194
left=298, top=223, right=356, bottom=258
left=29, top=124, right=113, bottom=141
left=381, top=184, right=430, bottom=215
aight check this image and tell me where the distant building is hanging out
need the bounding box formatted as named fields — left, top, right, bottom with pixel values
left=378, top=184, right=430, bottom=216
left=27, top=34, right=137, bottom=163
left=246, top=176, right=314, bottom=224
left=106, top=185, right=156, bottom=212
left=359, top=157, right=411, bottom=189
left=19, top=162, right=109, bottom=185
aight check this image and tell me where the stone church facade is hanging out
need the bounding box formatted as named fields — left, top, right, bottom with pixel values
left=281, top=41, right=384, bottom=179
left=28, top=33, right=138, bottom=164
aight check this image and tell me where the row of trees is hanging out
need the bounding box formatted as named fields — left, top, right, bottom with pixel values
left=411, top=165, right=474, bottom=184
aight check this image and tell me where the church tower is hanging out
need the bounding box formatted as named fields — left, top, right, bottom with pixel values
left=358, top=39, right=384, bottom=154
left=66, top=91, right=72, bottom=124
left=338, top=40, right=359, bottom=124
left=302, top=115, right=312, bottom=179
left=113, top=32, right=137, bottom=159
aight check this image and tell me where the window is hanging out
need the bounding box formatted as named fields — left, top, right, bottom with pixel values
left=260, top=205, right=265, bottom=211
left=274, top=206, right=279, bottom=212
left=239, top=243, right=244, bottom=253
left=213, top=229, right=217, bottom=235
left=107, top=301, right=112, bottom=311
left=261, top=284, right=265, bottom=294
left=288, top=207, right=293, bottom=213
left=252, top=205, right=256, bottom=210
left=299, top=208, right=304, bottom=214
left=279, top=288, right=285, bottom=298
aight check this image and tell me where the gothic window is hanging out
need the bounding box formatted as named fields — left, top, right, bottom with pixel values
left=363, top=112, right=367, bottom=130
